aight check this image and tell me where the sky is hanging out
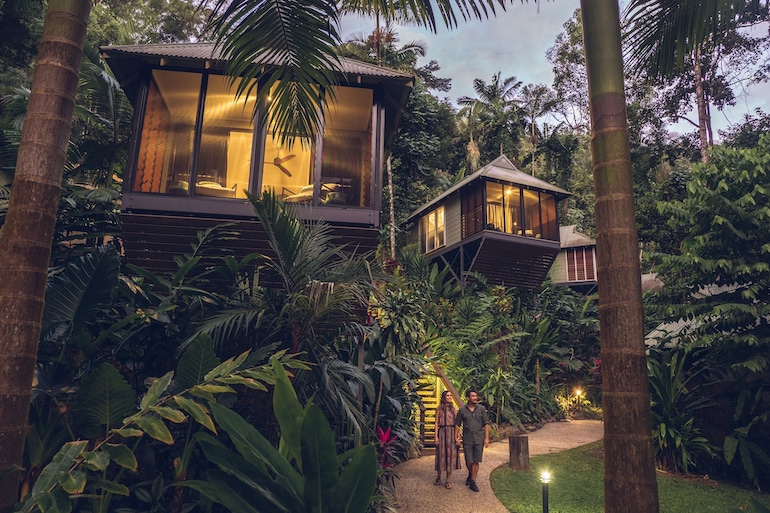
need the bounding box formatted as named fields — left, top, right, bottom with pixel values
left=340, top=2, right=770, bottom=136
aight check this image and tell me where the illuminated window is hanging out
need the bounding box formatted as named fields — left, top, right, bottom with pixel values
left=421, top=206, right=445, bottom=252
left=133, top=70, right=201, bottom=194
left=132, top=73, right=377, bottom=208
left=485, top=182, right=521, bottom=234
left=132, top=70, right=256, bottom=199
left=262, top=133, right=314, bottom=202
left=195, top=75, right=255, bottom=199
left=320, top=86, right=373, bottom=207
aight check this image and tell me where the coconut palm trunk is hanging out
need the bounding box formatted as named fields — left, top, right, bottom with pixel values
left=580, top=2, right=659, bottom=513
left=0, top=0, right=91, bottom=508
left=693, top=49, right=709, bottom=163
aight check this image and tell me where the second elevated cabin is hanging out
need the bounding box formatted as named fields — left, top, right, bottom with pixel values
left=404, top=155, right=571, bottom=289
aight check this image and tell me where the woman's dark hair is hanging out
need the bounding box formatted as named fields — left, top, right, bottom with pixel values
left=438, top=390, right=453, bottom=410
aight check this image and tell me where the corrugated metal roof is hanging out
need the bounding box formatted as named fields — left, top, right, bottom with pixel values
left=100, top=42, right=414, bottom=80
left=405, top=155, right=572, bottom=222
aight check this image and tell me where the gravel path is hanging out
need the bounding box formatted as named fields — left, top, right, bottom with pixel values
left=392, top=419, right=604, bottom=513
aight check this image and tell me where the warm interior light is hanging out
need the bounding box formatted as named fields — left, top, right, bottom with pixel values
left=541, top=471, right=551, bottom=483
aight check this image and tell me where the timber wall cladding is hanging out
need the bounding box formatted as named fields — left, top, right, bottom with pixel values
left=120, top=212, right=381, bottom=275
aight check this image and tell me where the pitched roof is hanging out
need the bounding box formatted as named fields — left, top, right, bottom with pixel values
left=559, top=225, right=596, bottom=248
left=100, top=42, right=414, bottom=150
left=405, top=155, right=571, bottom=223
left=100, top=42, right=415, bottom=81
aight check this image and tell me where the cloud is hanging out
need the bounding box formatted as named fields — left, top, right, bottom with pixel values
left=341, top=0, right=580, bottom=103
left=340, top=2, right=769, bottom=135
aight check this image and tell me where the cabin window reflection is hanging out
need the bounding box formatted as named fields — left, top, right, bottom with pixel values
left=421, top=206, right=445, bottom=252
left=319, top=86, right=373, bottom=207
left=133, top=70, right=201, bottom=195
left=263, top=135, right=314, bottom=202
left=485, top=182, right=521, bottom=234
left=461, top=182, right=485, bottom=237
left=194, top=75, right=256, bottom=199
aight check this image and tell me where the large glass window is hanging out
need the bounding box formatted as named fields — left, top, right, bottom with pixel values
left=262, top=134, right=314, bottom=202
left=539, top=193, right=558, bottom=240
left=319, top=86, right=373, bottom=207
left=461, top=182, right=484, bottom=237
left=133, top=70, right=201, bottom=194
left=485, top=182, right=521, bottom=234
left=522, top=189, right=541, bottom=237
left=421, top=206, right=445, bottom=252
left=132, top=70, right=256, bottom=199
left=132, top=72, right=379, bottom=210
left=195, top=75, right=256, bottom=199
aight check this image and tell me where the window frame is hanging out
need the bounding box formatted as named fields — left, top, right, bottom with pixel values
left=421, top=205, right=446, bottom=253
left=122, top=66, right=385, bottom=226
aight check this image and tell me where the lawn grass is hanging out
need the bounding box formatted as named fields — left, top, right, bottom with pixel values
left=491, top=441, right=770, bottom=513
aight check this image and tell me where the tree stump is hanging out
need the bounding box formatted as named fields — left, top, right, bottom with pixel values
left=509, top=435, right=530, bottom=470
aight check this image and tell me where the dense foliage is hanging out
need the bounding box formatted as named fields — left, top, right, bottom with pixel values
left=2, top=2, right=770, bottom=509
left=646, top=136, right=770, bottom=487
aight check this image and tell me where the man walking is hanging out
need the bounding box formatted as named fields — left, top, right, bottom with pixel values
left=455, top=389, right=489, bottom=492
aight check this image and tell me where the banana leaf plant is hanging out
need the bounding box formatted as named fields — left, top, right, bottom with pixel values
left=184, top=358, right=378, bottom=513
left=15, top=346, right=308, bottom=512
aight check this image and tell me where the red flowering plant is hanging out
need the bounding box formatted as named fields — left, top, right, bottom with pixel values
left=371, top=424, right=404, bottom=511
left=376, top=425, right=399, bottom=469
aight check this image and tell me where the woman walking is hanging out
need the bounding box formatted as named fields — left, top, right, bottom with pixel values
left=434, top=390, right=460, bottom=488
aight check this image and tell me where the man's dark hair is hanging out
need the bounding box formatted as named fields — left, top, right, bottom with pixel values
left=466, top=389, right=479, bottom=399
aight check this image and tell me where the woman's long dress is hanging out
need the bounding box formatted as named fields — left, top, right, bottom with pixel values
left=434, top=407, right=460, bottom=472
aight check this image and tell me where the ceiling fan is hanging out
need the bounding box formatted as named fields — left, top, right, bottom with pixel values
left=264, top=153, right=296, bottom=177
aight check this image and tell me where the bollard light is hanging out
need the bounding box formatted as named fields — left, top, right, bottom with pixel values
left=540, top=471, right=551, bottom=513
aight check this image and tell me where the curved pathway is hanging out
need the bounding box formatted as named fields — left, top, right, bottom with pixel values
left=393, top=419, right=604, bottom=513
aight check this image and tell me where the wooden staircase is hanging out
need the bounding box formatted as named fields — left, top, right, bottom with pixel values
left=415, top=361, right=463, bottom=455
left=417, top=376, right=442, bottom=453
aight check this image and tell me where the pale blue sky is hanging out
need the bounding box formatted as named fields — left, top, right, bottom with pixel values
left=340, top=3, right=770, bottom=137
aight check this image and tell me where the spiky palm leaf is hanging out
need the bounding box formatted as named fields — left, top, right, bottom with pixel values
left=206, top=0, right=510, bottom=145
left=42, top=244, right=120, bottom=344
left=623, top=0, right=756, bottom=78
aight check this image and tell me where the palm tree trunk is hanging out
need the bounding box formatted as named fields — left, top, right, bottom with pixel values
left=0, top=0, right=90, bottom=509
left=580, top=3, right=659, bottom=513
left=387, top=156, right=396, bottom=260
left=693, top=48, right=709, bottom=163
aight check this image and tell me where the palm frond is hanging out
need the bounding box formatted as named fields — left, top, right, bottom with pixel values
left=207, top=0, right=341, bottom=144
left=623, top=0, right=755, bottom=77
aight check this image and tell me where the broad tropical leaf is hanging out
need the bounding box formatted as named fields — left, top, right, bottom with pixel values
left=175, top=395, right=217, bottom=433
left=72, top=363, right=137, bottom=437
left=207, top=401, right=303, bottom=496
left=140, top=371, right=173, bottom=411
left=332, top=444, right=377, bottom=513
left=176, top=334, right=221, bottom=389
left=301, top=405, right=338, bottom=511
left=133, top=415, right=174, bottom=445
left=104, top=443, right=138, bottom=471
left=195, top=430, right=303, bottom=512
left=16, top=441, right=88, bottom=513
left=272, top=358, right=307, bottom=468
